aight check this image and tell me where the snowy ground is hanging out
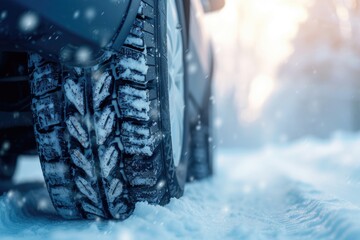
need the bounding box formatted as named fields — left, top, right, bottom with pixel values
left=1, top=133, right=360, bottom=239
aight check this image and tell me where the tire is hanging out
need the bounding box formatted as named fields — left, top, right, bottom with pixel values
left=187, top=96, right=214, bottom=181
left=29, top=0, right=188, bottom=220
left=0, top=155, right=17, bottom=181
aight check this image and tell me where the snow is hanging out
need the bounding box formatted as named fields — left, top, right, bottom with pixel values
left=2, top=133, right=360, bottom=239
left=119, top=86, right=150, bottom=121
left=120, top=86, right=148, bottom=99
left=84, top=8, right=96, bottom=22
left=119, top=56, right=148, bottom=75
left=121, top=108, right=149, bottom=121
left=73, top=11, right=80, bottom=19
left=1, top=11, right=7, bottom=21
left=121, top=135, right=155, bottom=148
left=120, top=69, right=146, bottom=83
left=75, top=47, right=93, bottom=64
left=122, top=122, right=150, bottom=137
left=122, top=144, right=152, bottom=157
left=18, top=12, right=39, bottom=33
left=125, top=36, right=144, bottom=47
left=2, top=1, right=360, bottom=238
left=125, top=98, right=150, bottom=112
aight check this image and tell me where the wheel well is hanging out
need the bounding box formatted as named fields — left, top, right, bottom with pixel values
left=0, top=52, right=31, bottom=112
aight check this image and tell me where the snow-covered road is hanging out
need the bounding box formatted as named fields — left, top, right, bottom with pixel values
left=1, top=133, right=360, bottom=240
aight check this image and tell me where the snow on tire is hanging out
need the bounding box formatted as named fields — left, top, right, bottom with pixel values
left=29, top=0, right=187, bottom=220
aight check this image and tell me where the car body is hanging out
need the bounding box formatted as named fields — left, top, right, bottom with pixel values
left=0, top=0, right=222, bottom=155
left=0, top=0, right=224, bottom=219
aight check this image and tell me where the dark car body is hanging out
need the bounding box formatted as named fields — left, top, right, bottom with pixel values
left=0, top=0, right=223, bottom=156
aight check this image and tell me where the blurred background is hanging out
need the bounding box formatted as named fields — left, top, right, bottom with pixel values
left=207, top=0, right=360, bottom=149
left=3, top=1, right=360, bottom=238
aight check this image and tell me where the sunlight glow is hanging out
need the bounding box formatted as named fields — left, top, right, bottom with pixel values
left=206, top=0, right=309, bottom=122
left=248, top=74, right=275, bottom=112
left=242, top=74, right=275, bottom=122
left=236, top=0, right=308, bottom=122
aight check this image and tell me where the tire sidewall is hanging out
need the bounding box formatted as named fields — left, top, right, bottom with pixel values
left=158, top=0, right=189, bottom=198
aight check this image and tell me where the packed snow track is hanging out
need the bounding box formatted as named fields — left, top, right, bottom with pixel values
left=1, top=133, right=360, bottom=239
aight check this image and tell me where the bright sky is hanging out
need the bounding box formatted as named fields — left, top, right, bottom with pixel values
left=206, top=0, right=309, bottom=121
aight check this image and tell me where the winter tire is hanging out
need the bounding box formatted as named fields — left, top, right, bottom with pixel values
left=188, top=89, right=214, bottom=181
left=29, top=0, right=188, bottom=220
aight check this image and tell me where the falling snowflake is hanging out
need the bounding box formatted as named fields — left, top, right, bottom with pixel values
left=156, top=180, right=166, bottom=190
left=214, top=117, right=223, bottom=128
left=1, top=11, right=7, bottom=20
left=73, top=10, right=80, bottom=19
left=75, top=47, right=92, bottom=64
left=85, top=7, right=96, bottom=21
left=19, top=12, right=39, bottom=32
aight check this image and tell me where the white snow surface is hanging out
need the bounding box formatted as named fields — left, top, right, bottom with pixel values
left=2, top=133, right=360, bottom=239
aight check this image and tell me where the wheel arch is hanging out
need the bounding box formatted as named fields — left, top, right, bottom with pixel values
left=0, top=0, right=141, bottom=63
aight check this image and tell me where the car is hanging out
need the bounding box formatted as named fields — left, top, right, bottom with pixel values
left=0, top=0, right=224, bottom=219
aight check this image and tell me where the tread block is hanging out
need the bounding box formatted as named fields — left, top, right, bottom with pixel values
left=49, top=186, right=76, bottom=208
left=143, top=22, right=155, bottom=34
left=122, top=121, right=150, bottom=137
left=82, top=202, right=106, bottom=218
left=36, top=128, right=63, bottom=161
left=142, top=0, right=154, bottom=8
left=42, top=161, right=70, bottom=185
left=129, top=181, right=166, bottom=204
left=70, top=149, right=94, bottom=178
left=106, top=178, right=123, bottom=203
left=64, top=78, right=85, bottom=115
left=66, top=115, right=89, bottom=148
left=99, top=145, right=119, bottom=178
left=119, top=54, right=148, bottom=75
left=144, top=32, right=155, bottom=48
left=125, top=152, right=163, bottom=186
left=119, top=86, right=150, bottom=121
left=34, top=93, right=62, bottom=130
left=92, top=71, right=112, bottom=110
left=29, top=53, right=60, bottom=96
left=120, top=121, right=161, bottom=155
left=121, top=133, right=159, bottom=155
left=31, top=64, right=60, bottom=96
left=125, top=35, right=145, bottom=49
left=95, top=107, right=115, bottom=145
left=146, top=55, right=155, bottom=66
left=111, top=48, right=149, bottom=84
left=146, top=66, right=156, bottom=82
left=75, top=176, right=100, bottom=205
left=109, top=200, right=134, bottom=219
left=138, top=1, right=154, bottom=19
left=130, top=20, right=145, bottom=39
